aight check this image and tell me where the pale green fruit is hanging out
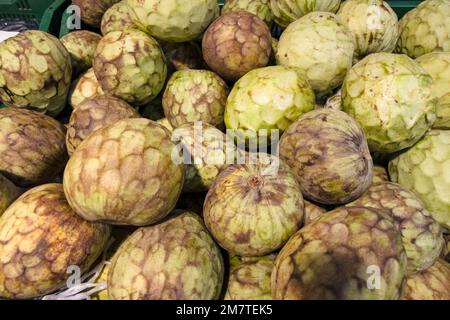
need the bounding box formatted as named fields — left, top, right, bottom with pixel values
left=389, top=130, right=450, bottom=229
left=270, top=0, right=341, bottom=28
left=127, top=0, right=219, bottom=42
left=101, top=1, right=136, bottom=35
left=225, top=66, right=315, bottom=146
left=72, top=0, right=121, bottom=28
left=276, top=12, right=355, bottom=96
left=342, top=52, right=437, bottom=154
left=222, top=0, right=274, bottom=27
left=396, top=0, right=450, bottom=59
left=435, top=93, right=450, bottom=129
left=337, top=0, right=399, bottom=59
left=0, top=31, right=72, bottom=116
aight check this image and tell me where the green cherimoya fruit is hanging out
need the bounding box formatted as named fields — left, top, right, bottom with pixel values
left=372, top=164, right=389, bottom=184
left=0, top=175, right=21, bottom=216
left=127, top=0, right=219, bottom=42
left=69, top=68, right=105, bottom=109
left=202, top=11, right=272, bottom=82
left=303, top=199, right=327, bottom=226
left=0, top=184, right=110, bottom=299
left=93, top=29, right=167, bottom=106
left=342, top=53, right=437, bottom=154
left=0, top=108, right=67, bottom=187
left=101, top=1, right=136, bottom=35
left=276, top=12, right=355, bottom=96
left=66, top=95, right=140, bottom=155
left=72, top=0, right=121, bottom=28
left=389, top=130, right=450, bottom=229
left=162, top=69, right=228, bottom=129
left=434, top=93, right=450, bottom=130
left=348, top=182, right=444, bottom=274
left=224, top=254, right=276, bottom=300
left=396, top=0, right=450, bottom=59
left=0, top=30, right=72, bottom=117
left=270, top=0, right=341, bottom=28
left=225, top=66, right=315, bottom=146
left=337, top=0, right=399, bottom=59
left=222, top=0, right=275, bottom=27
left=60, top=31, right=102, bottom=77
left=63, top=118, right=184, bottom=226
left=279, top=109, right=373, bottom=205
left=108, top=211, right=224, bottom=299
left=172, top=123, right=232, bottom=193
left=402, top=259, right=450, bottom=300
left=271, top=206, right=407, bottom=300
left=204, top=155, right=304, bottom=257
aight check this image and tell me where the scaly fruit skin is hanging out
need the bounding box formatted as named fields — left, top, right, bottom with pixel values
left=72, top=0, right=121, bottom=28
left=60, top=31, right=102, bottom=77
left=172, top=123, right=231, bottom=193
left=161, top=42, right=206, bottom=73
left=279, top=109, right=373, bottom=205
left=101, top=1, right=136, bottom=35
left=155, top=117, right=173, bottom=132
left=108, top=212, right=224, bottom=300
left=389, top=130, right=450, bottom=229
left=271, top=206, right=407, bottom=300
left=127, top=0, right=219, bottom=42
left=93, top=30, right=167, bottom=106
left=0, top=184, right=110, bottom=299
left=162, top=70, right=228, bottom=129
left=0, top=175, right=21, bottom=216
left=66, top=95, right=140, bottom=155
left=402, top=259, right=450, bottom=300
left=63, top=118, right=184, bottom=226
left=372, top=165, right=389, bottom=184
left=202, top=11, right=272, bottom=82
left=342, top=53, right=437, bottom=154
left=0, top=31, right=72, bottom=117
left=337, top=0, right=399, bottom=59
left=0, top=108, right=67, bottom=187
left=225, top=254, right=276, bottom=300
left=203, top=156, right=304, bottom=257
left=434, top=93, right=450, bottom=129
left=303, top=199, right=327, bottom=226
left=222, top=0, right=275, bottom=27
left=270, top=0, right=341, bottom=28
left=225, top=66, right=315, bottom=146
left=348, top=182, right=443, bottom=274
left=396, top=0, right=450, bottom=59
left=276, top=12, right=355, bottom=96
left=69, top=68, right=104, bottom=109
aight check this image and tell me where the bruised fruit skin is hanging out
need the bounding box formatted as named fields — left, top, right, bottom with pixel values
left=60, top=31, right=102, bottom=77
left=93, top=29, right=167, bottom=106
left=271, top=206, right=407, bottom=300
left=0, top=184, right=110, bottom=299
left=222, top=0, right=275, bottom=27
left=0, top=108, right=67, bottom=187
left=72, top=0, right=121, bottom=28
left=225, top=254, right=276, bottom=300
left=279, top=109, right=373, bottom=205
left=69, top=68, right=104, bottom=109
left=0, top=175, right=21, bottom=216
left=101, top=2, right=136, bottom=35
left=402, top=259, right=450, bottom=300
left=108, top=212, right=224, bottom=300
left=172, top=123, right=232, bottom=193
left=161, top=41, right=206, bottom=73
left=63, top=118, right=184, bottom=226
left=202, top=11, right=272, bottom=82
left=373, top=165, right=389, bottom=184
left=224, top=66, right=315, bottom=146
left=127, top=0, right=219, bottom=43
left=303, top=200, right=327, bottom=226
left=0, top=30, right=72, bottom=117
left=348, top=182, right=443, bottom=274
left=66, top=95, right=140, bottom=155
left=203, top=155, right=304, bottom=257
left=162, top=70, right=228, bottom=129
